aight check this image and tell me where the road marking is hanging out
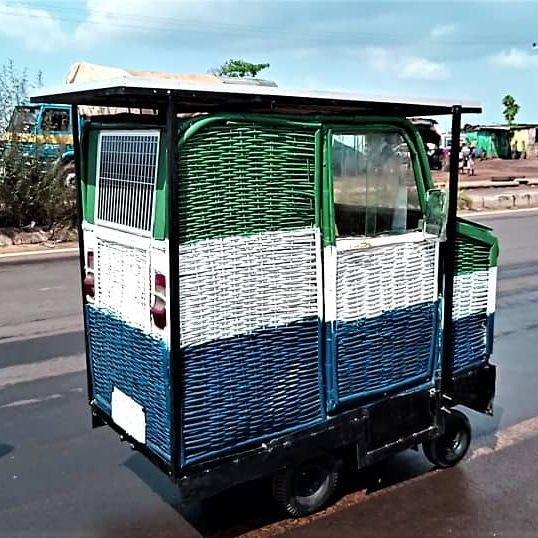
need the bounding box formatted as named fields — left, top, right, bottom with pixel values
left=38, top=286, right=65, bottom=292
left=0, top=247, right=78, bottom=260
left=470, top=415, right=538, bottom=459
left=0, top=393, right=63, bottom=409
left=0, top=354, right=85, bottom=390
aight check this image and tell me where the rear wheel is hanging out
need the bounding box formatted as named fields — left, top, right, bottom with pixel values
left=272, top=455, right=341, bottom=517
left=423, top=409, right=471, bottom=468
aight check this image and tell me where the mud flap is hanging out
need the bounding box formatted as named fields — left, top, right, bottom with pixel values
left=447, top=363, right=496, bottom=415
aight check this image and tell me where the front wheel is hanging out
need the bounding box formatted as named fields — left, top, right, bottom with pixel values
left=272, top=455, right=341, bottom=517
left=423, top=409, right=471, bottom=468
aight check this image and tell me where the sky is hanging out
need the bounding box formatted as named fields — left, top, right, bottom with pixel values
left=2, top=0, right=538, bottom=130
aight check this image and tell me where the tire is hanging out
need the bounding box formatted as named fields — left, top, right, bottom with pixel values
left=423, top=410, right=471, bottom=468
left=61, top=160, right=77, bottom=187
left=54, top=159, right=76, bottom=187
left=272, top=456, right=341, bottom=517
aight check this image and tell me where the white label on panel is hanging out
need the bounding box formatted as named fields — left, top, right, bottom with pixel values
left=111, top=387, right=146, bottom=444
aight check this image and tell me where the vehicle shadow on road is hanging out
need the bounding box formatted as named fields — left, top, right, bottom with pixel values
left=124, top=448, right=455, bottom=537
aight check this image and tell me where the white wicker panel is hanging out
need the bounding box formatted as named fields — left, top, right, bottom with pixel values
left=452, top=270, right=489, bottom=321
left=179, top=228, right=320, bottom=348
left=336, top=240, right=437, bottom=322
left=96, top=238, right=150, bottom=330
left=487, top=267, right=497, bottom=315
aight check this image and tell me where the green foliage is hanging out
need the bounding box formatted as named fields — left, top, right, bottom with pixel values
left=210, top=59, right=270, bottom=78
left=0, top=60, right=74, bottom=228
left=0, top=60, right=31, bottom=133
left=0, top=142, right=76, bottom=228
left=502, top=94, right=520, bottom=126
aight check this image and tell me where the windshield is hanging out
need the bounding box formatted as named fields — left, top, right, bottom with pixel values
left=8, top=107, right=38, bottom=134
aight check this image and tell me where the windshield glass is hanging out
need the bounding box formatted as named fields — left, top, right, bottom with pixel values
left=8, top=107, right=37, bottom=133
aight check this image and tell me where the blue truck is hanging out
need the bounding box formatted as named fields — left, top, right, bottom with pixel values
left=0, top=103, right=75, bottom=180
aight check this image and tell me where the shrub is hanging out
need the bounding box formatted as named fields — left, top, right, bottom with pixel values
left=0, top=144, right=76, bottom=228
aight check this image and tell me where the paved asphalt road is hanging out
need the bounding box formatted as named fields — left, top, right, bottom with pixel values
left=1, top=210, right=538, bottom=537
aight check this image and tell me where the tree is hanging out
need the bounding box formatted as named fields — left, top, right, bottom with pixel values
left=502, top=94, right=520, bottom=126
left=210, top=59, right=270, bottom=78
left=0, top=61, right=30, bottom=132
left=0, top=61, right=43, bottom=132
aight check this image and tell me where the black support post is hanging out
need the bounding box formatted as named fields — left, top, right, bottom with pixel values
left=166, top=97, right=181, bottom=478
left=441, top=106, right=462, bottom=392
left=71, top=106, right=96, bottom=414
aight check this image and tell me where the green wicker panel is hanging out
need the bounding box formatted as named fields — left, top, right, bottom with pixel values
left=455, top=234, right=491, bottom=275
left=178, top=122, right=316, bottom=244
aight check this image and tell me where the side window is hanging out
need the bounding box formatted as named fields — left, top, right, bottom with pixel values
left=41, top=108, right=70, bottom=132
left=332, top=132, right=421, bottom=237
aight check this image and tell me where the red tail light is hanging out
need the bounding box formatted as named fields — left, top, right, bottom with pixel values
left=155, top=272, right=166, bottom=294
left=84, top=249, right=95, bottom=298
left=151, top=297, right=166, bottom=329
left=84, top=273, right=95, bottom=298
left=151, top=271, right=167, bottom=328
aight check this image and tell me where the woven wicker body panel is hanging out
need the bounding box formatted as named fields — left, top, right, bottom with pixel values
left=336, top=241, right=436, bottom=322
left=178, top=229, right=322, bottom=464
left=454, top=235, right=491, bottom=275
left=336, top=303, right=436, bottom=399
left=177, top=119, right=322, bottom=464
left=96, top=239, right=150, bottom=330
left=181, top=317, right=321, bottom=464
left=179, top=229, right=320, bottom=348
left=451, top=235, right=492, bottom=372
left=86, top=305, right=171, bottom=461
left=452, top=271, right=489, bottom=321
left=178, top=123, right=316, bottom=244
left=451, top=313, right=488, bottom=373
left=334, top=240, right=437, bottom=400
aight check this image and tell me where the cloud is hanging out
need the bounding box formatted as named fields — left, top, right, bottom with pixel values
left=0, top=1, right=68, bottom=52
left=74, top=0, right=268, bottom=48
left=400, top=56, right=449, bottom=80
left=430, top=24, right=456, bottom=39
left=490, top=48, right=538, bottom=69
left=365, top=47, right=449, bottom=81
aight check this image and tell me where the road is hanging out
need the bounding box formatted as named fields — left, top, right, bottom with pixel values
left=1, top=210, right=538, bottom=537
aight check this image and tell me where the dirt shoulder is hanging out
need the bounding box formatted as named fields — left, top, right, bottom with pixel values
left=432, top=157, right=538, bottom=185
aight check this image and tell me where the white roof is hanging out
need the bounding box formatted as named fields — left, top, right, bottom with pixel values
left=32, top=77, right=482, bottom=116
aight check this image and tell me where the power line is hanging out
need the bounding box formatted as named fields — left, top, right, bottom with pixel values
left=0, top=2, right=532, bottom=47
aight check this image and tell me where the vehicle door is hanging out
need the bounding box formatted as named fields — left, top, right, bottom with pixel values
left=323, top=126, right=440, bottom=411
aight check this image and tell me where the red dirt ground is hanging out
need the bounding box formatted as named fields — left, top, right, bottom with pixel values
left=431, top=158, right=538, bottom=184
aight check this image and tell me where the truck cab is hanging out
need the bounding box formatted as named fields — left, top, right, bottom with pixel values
left=2, top=104, right=73, bottom=161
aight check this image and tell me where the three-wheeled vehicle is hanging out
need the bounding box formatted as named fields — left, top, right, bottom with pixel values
left=32, top=80, right=498, bottom=517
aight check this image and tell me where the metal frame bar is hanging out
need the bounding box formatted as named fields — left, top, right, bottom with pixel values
left=441, top=106, right=462, bottom=391
left=71, top=105, right=96, bottom=411
left=166, top=97, right=181, bottom=478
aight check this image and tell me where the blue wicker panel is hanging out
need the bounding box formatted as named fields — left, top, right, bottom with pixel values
left=451, top=312, right=488, bottom=374
left=335, top=302, right=436, bottom=402
left=85, top=305, right=171, bottom=461
left=181, top=317, right=322, bottom=465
